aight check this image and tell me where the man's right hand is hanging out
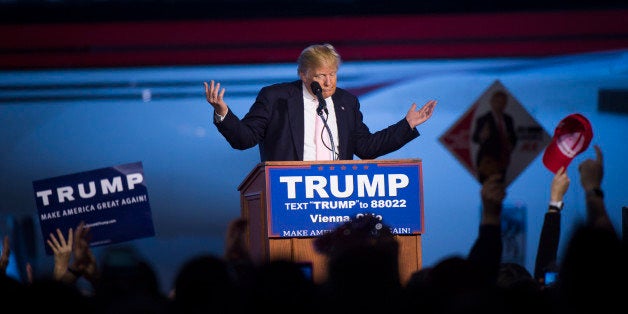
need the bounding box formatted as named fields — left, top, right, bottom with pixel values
left=405, top=99, right=437, bottom=129
left=204, top=80, right=228, bottom=117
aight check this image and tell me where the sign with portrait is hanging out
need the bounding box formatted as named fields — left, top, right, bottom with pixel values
left=439, top=80, right=551, bottom=186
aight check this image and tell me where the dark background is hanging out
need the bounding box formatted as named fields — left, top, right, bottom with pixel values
left=1, top=0, right=627, bottom=23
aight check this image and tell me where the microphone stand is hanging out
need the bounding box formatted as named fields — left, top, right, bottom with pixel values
left=312, top=81, right=337, bottom=160
left=318, top=108, right=337, bottom=160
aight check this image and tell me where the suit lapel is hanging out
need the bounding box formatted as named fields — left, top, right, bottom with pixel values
left=287, top=81, right=305, bottom=160
left=332, top=94, right=348, bottom=159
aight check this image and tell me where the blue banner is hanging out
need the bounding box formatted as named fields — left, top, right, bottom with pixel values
left=33, top=161, right=155, bottom=255
left=266, top=161, right=423, bottom=238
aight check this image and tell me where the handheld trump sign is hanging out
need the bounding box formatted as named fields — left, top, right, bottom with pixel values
left=33, top=161, right=155, bottom=255
left=265, top=160, right=423, bottom=238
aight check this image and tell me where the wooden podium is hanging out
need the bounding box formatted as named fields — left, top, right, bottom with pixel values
left=237, top=159, right=423, bottom=285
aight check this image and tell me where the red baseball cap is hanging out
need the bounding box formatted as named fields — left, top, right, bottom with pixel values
left=543, top=113, right=593, bottom=173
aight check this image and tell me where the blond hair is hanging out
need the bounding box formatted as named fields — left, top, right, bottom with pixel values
left=297, top=43, right=341, bottom=75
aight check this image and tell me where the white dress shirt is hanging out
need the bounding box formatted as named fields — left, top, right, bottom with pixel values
left=302, top=83, right=339, bottom=160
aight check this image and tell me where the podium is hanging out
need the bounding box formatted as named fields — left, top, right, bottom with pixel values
left=237, top=159, right=423, bottom=284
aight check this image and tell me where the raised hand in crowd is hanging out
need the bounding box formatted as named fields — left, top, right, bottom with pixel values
left=479, top=173, right=506, bottom=226
left=577, top=145, right=613, bottom=230
left=46, top=227, right=74, bottom=282
left=467, top=173, right=506, bottom=286
left=550, top=166, right=570, bottom=209
left=71, top=222, right=99, bottom=285
left=533, top=166, right=569, bottom=284
left=45, top=222, right=99, bottom=286
left=556, top=145, right=625, bottom=314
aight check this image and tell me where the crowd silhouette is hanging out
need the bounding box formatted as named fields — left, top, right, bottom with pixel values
left=1, top=145, right=625, bottom=313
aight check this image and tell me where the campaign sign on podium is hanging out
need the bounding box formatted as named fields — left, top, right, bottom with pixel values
left=33, top=161, right=155, bottom=255
left=265, top=160, right=423, bottom=238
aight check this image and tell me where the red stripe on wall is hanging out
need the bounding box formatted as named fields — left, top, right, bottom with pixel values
left=1, top=9, right=627, bottom=69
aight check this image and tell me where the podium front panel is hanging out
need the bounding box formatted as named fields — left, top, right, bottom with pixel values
left=264, top=160, right=424, bottom=238
left=238, top=159, right=424, bottom=284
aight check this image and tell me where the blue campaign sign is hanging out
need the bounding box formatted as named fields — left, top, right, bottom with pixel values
left=265, top=160, right=423, bottom=238
left=33, top=161, right=155, bottom=255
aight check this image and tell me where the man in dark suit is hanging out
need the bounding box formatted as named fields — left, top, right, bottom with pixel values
left=204, top=43, right=437, bottom=162
left=472, top=90, right=518, bottom=183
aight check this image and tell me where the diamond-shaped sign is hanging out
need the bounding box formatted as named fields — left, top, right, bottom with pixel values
left=439, top=80, right=551, bottom=186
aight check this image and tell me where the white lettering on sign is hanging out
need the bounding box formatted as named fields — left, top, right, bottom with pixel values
left=35, top=173, right=144, bottom=206
left=279, top=174, right=409, bottom=199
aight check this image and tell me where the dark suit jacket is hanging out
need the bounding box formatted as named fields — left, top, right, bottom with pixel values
left=215, top=80, right=419, bottom=161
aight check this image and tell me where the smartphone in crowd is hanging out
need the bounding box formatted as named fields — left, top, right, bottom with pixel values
left=544, top=271, right=558, bottom=285
left=297, top=261, right=313, bottom=281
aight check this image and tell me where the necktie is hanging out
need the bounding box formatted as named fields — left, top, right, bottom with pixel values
left=497, top=115, right=507, bottom=139
left=315, top=113, right=331, bottom=160
left=496, top=114, right=511, bottom=161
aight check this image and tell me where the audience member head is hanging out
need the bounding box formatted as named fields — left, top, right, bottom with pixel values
left=249, top=259, right=318, bottom=314
left=93, top=245, right=167, bottom=313
left=25, top=277, right=94, bottom=313
left=557, top=223, right=625, bottom=314
left=224, top=217, right=250, bottom=262
left=415, top=255, right=502, bottom=314
left=172, top=254, right=237, bottom=314
left=314, top=214, right=401, bottom=311
left=497, top=262, right=538, bottom=291
left=223, top=217, right=255, bottom=290
left=1, top=272, right=27, bottom=308
left=497, top=262, right=552, bottom=314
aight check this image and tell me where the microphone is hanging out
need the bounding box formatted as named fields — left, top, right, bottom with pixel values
left=310, top=81, right=327, bottom=116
